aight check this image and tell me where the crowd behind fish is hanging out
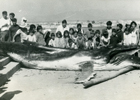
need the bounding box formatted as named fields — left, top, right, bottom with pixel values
left=0, top=11, right=139, bottom=49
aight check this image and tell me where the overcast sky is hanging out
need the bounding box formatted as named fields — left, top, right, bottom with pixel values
left=0, top=0, right=140, bottom=22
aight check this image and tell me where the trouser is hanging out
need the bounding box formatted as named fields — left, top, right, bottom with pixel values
left=0, top=30, right=9, bottom=41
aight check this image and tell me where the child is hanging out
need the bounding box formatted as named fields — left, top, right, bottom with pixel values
left=100, top=30, right=110, bottom=47
left=93, top=30, right=101, bottom=48
left=48, top=33, right=55, bottom=47
left=110, top=29, right=118, bottom=48
left=54, top=31, right=65, bottom=48
left=71, top=31, right=78, bottom=49
left=35, top=25, right=46, bottom=45
left=86, top=37, right=94, bottom=50
left=63, top=30, right=70, bottom=48
left=123, top=29, right=132, bottom=46
left=85, top=23, right=93, bottom=39
left=77, top=32, right=86, bottom=49
left=69, top=28, right=74, bottom=39
left=8, top=18, right=19, bottom=42
left=76, top=23, right=84, bottom=34
left=26, top=24, right=36, bottom=42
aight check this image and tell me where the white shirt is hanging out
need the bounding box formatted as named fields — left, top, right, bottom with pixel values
left=123, top=33, right=132, bottom=46
left=56, top=25, right=69, bottom=35
left=26, top=35, right=36, bottom=42
left=131, top=29, right=138, bottom=45
left=15, top=29, right=27, bottom=42
left=48, top=39, right=55, bottom=47
left=0, top=17, right=10, bottom=31
left=107, top=29, right=112, bottom=38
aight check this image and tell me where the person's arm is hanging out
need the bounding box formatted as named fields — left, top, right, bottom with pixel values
left=13, top=29, right=21, bottom=42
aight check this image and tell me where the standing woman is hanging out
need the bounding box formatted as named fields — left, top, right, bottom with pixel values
left=129, top=21, right=139, bottom=46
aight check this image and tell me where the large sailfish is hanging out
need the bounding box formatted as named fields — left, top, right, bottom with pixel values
left=0, top=41, right=140, bottom=88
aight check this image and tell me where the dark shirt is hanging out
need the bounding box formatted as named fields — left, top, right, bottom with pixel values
left=110, top=35, right=118, bottom=47
left=117, top=29, right=123, bottom=43
left=8, top=24, right=19, bottom=41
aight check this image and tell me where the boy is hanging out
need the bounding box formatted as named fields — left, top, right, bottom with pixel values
left=9, top=13, right=15, bottom=26
left=77, top=32, right=86, bottom=49
left=110, top=29, right=118, bottom=48
left=8, top=18, right=19, bottom=42
left=35, top=25, right=46, bottom=45
left=116, top=23, right=123, bottom=44
left=102, top=21, right=113, bottom=38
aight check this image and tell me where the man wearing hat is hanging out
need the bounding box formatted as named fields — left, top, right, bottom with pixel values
left=8, top=18, right=19, bottom=42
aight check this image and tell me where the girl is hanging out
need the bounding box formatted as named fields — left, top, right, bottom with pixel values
left=129, top=21, right=139, bottom=46
left=93, top=30, right=101, bottom=48
left=63, top=30, right=70, bottom=48
left=71, top=31, right=78, bottom=49
left=123, top=28, right=132, bottom=46
left=48, top=33, right=55, bottom=47
left=69, top=28, right=74, bottom=39
left=54, top=31, right=65, bottom=48
left=100, top=30, right=110, bottom=47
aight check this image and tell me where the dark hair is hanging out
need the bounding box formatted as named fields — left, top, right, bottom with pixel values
left=95, top=30, right=100, bottom=34
left=2, top=11, right=7, bottom=15
left=68, top=39, right=73, bottom=43
left=69, top=28, right=74, bottom=34
left=130, top=21, right=137, bottom=27
left=62, top=20, right=67, bottom=24
left=88, top=23, right=92, bottom=27
left=37, top=25, right=43, bottom=32
left=117, top=24, right=123, bottom=29
left=51, top=33, right=55, bottom=37
left=9, top=13, right=15, bottom=17
left=56, top=31, right=62, bottom=38
left=112, top=29, right=117, bottom=33
left=125, top=24, right=130, bottom=28
left=102, top=30, right=108, bottom=37
left=77, top=32, right=82, bottom=36
left=64, top=30, right=69, bottom=38
left=11, top=18, right=17, bottom=22
left=29, top=24, right=36, bottom=32
left=106, top=21, right=112, bottom=25
left=77, top=23, right=82, bottom=28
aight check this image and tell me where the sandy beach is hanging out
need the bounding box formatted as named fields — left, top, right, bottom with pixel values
left=0, top=68, right=140, bottom=100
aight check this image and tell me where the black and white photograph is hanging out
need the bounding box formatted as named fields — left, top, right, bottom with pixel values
left=0, top=0, right=140, bottom=100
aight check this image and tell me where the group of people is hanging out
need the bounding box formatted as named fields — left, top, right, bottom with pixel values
left=0, top=11, right=140, bottom=50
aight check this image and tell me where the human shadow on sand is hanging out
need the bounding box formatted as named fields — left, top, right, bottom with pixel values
left=0, top=90, right=22, bottom=100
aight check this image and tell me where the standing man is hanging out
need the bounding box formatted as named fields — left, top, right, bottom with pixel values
left=0, top=11, right=10, bottom=41
left=56, top=19, right=69, bottom=36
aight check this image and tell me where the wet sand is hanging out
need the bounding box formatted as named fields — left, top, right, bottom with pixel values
left=1, top=68, right=140, bottom=100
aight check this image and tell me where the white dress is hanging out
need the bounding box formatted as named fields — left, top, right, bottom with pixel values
left=131, top=29, right=138, bottom=45
left=123, top=33, right=132, bottom=46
